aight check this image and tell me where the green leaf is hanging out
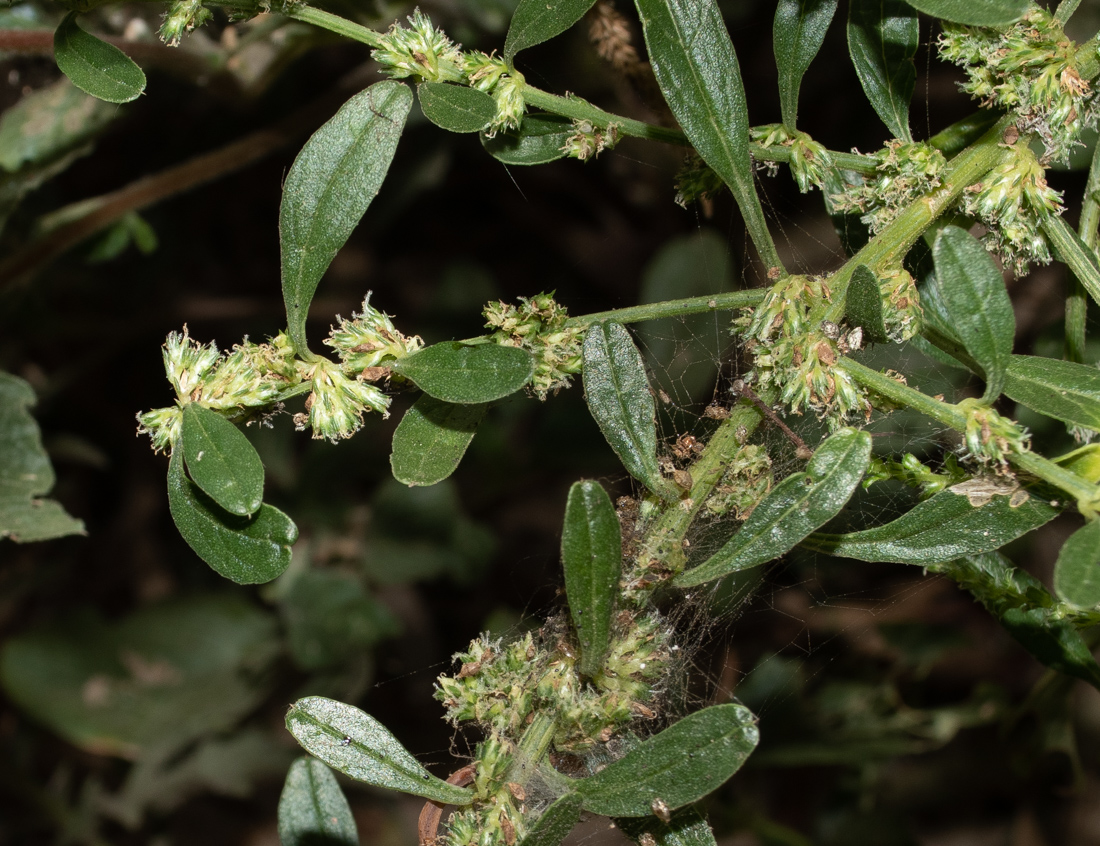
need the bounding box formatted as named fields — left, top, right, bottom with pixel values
left=847, top=0, right=918, bottom=141
left=481, top=114, right=573, bottom=165
left=52, top=13, right=146, bottom=104
left=0, top=77, right=119, bottom=173
left=562, top=480, right=621, bottom=677
left=0, top=371, right=84, bottom=543
left=931, top=226, right=1014, bottom=402
left=285, top=696, right=475, bottom=804
left=281, top=81, right=412, bottom=354
left=845, top=265, right=891, bottom=344
left=575, top=703, right=758, bottom=817
left=418, top=83, right=496, bottom=133
left=1054, top=520, right=1100, bottom=609
left=1005, top=355, right=1100, bottom=431
left=582, top=323, right=667, bottom=499
left=391, top=395, right=488, bottom=486
left=278, top=757, right=358, bottom=846
left=803, top=485, right=1059, bottom=564
left=505, top=0, right=598, bottom=60
left=633, top=0, right=780, bottom=269
left=1046, top=213, right=1100, bottom=309
left=393, top=342, right=534, bottom=404
left=617, top=806, right=718, bottom=846
left=676, top=429, right=871, bottom=587
left=167, top=451, right=296, bottom=584
left=0, top=595, right=279, bottom=758
left=516, top=793, right=583, bottom=846
left=902, top=0, right=1027, bottom=26
left=180, top=403, right=264, bottom=517
left=774, top=0, right=839, bottom=129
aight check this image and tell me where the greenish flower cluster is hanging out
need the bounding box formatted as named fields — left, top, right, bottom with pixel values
left=878, top=266, right=923, bottom=343
left=702, top=444, right=774, bottom=519
left=750, top=124, right=831, bottom=193
left=293, top=358, right=389, bottom=442
left=159, top=0, right=212, bottom=46
left=484, top=293, right=584, bottom=399
left=830, top=140, right=946, bottom=234
left=957, top=143, right=1062, bottom=274
left=673, top=156, right=724, bottom=208
left=864, top=452, right=967, bottom=499
left=939, top=5, right=1097, bottom=163
left=562, top=119, right=620, bottom=161
left=445, top=732, right=526, bottom=846
left=957, top=398, right=1032, bottom=470
left=372, top=13, right=527, bottom=133
left=324, top=294, right=423, bottom=376
left=734, top=275, right=870, bottom=423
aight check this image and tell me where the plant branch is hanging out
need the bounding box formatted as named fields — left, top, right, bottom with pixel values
left=278, top=3, right=384, bottom=48
left=565, top=290, right=764, bottom=329
left=1065, top=138, right=1100, bottom=361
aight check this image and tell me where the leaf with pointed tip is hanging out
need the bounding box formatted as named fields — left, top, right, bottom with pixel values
left=803, top=485, right=1059, bottom=564
left=281, top=81, right=412, bottom=354
left=633, top=0, right=780, bottom=269
left=516, top=793, right=583, bottom=846
left=278, top=757, right=358, bottom=846
left=1054, top=520, right=1100, bottom=609
left=393, top=343, right=534, bottom=404
left=418, top=83, right=496, bottom=133
left=1005, top=355, right=1100, bottom=432
left=903, top=0, right=1027, bottom=26
left=562, top=480, right=621, bottom=677
left=390, top=396, right=487, bottom=486
left=181, top=403, right=264, bottom=516
left=53, top=13, right=145, bottom=104
left=845, top=265, right=890, bottom=344
left=167, top=451, right=296, bottom=584
left=481, top=114, right=573, bottom=165
left=676, top=429, right=871, bottom=587
left=847, top=0, right=918, bottom=141
left=582, top=323, right=667, bottom=499
left=617, top=805, right=718, bottom=846
left=285, top=696, right=474, bottom=804
left=505, top=0, right=598, bottom=60
left=774, top=0, right=839, bottom=129
left=931, top=226, right=1014, bottom=402
left=576, top=704, right=758, bottom=817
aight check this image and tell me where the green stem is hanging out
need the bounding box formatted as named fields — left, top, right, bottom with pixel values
left=279, top=3, right=384, bottom=47
left=565, top=290, right=765, bottom=329
left=1056, top=0, right=1082, bottom=26
left=1042, top=213, right=1100, bottom=309
left=1066, top=137, right=1100, bottom=361
left=506, top=711, right=557, bottom=787
left=1009, top=450, right=1099, bottom=512
left=521, top=86, right=686, bottom=146
left=926, top=110, right=1001, bottom=158
left=823, top=115, right=1017, bottom=324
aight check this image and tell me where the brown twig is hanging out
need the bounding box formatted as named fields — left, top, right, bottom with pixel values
left=418, top=764, right=477, bottom=846
left=732, top=379, right=814, bottom=459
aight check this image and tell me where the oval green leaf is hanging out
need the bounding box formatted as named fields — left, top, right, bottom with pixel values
left=803, top=484, right=1059, bottom=564
left=617, top=805, right=718, bottom=846
left=516, top=793, right=583, bottom=846
left=167, top=450, right=296, bottom=584
left=845, top=264, right=891, bottom=344
left=418, top=83, right=496, bottom=133
left=481, top=114, right=573, bottom=165
left=902, top=0, right=1027, bottom=26
left=53, top=13, right=146, bottom=104
left=1005, top=355, right=1100, bottom=431
left=562, top=480, right=622, bottom=677
left=582, top=323, right=667, bottom=500
left=393, top=342, right=534, bottom=404
left=576, top=703, right=758, bottom=817
left=774, top=0, right=839, bottom=129
left=1054, top=520, right=1100, bottom=609
left=281, top=81, right=412, bottom=354
left=633, top=0, right=781, bottom=269
left=285, top=696, right=475, bottom=805
left=932, top=226, right=1015, bottom=402
left=180, top=403, right=264, bottom=516
left=391, top=395, right=488, bottom=486
left=278, top=757, right=358, bottom=846
left=676, top=429, right=871, bottom=587
left=847, top=0, right=918, bottom=141
left=505, top=0, right=598, bottom=61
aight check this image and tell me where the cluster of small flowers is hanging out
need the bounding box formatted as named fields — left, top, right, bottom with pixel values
left=750, top=124, right=831, bottom=194
left=702, top=444, right=774, bottom=519
left=939, top=5, right=1097, bottom=164
left=444, top=732, right=526, bottom=846
left=958, top=143, right=1063, bottom=275
left=958, top=398, right=1032, bottom=471
left=159, top=0, right=212, bottom=46
left=878, top=266, right=923, bottom=343
left=831, top=140, right=947, bottom=234
left=324, top=294, right=423, bottom=376
left=372, top=12, right=526, bottom=133
left=484, top=293, right=584, bottom=399
left=561, top=119, right=620, bottom=161
left=673, top=155, right=725, bottom=208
